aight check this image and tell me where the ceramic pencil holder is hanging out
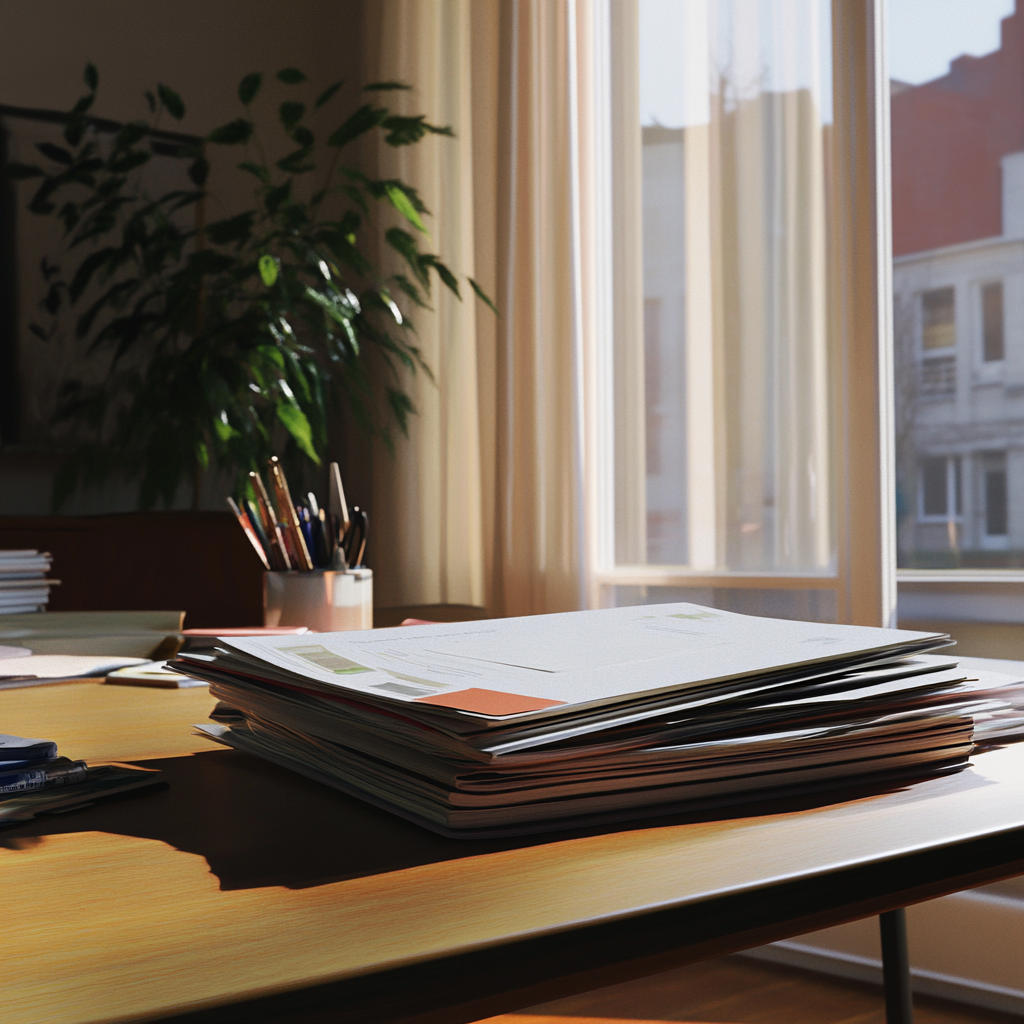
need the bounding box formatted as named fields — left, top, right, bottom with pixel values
left=263, top=569, right=373, bottom=632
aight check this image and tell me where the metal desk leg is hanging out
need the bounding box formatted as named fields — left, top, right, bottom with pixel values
left=880, top=908, right=914, bottom=1024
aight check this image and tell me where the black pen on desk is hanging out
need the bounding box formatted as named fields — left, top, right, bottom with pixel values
left=268, top=457, right=314, bottom=571
left=354, top=508, right=367, bottom=567
left=344, top=507, right=367, bottom=568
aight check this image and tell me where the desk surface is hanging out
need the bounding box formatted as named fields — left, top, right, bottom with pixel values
left=2, top=682, right=1022, bottom=1024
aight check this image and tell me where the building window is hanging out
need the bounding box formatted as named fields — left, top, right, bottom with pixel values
left=981, top=281, right=1004, bottom=362
left=920, top=456, right=960, bottom=519
left=921, top=286, right=955, bottom=349
left=920, top=355, right=956, bottom=397
left=981, top=452, right=1008, bottom=537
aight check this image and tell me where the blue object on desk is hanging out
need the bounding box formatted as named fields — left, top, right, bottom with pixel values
left=0, top=733, right=57, bottom=766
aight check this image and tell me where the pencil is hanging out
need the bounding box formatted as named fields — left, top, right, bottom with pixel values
left=267, top=457, right=314, bottom=571
left=248, top=471, right=291, bottom=570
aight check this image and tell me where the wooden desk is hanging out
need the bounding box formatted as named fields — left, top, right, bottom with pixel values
left=2, top=682, right=1022, bottom=1024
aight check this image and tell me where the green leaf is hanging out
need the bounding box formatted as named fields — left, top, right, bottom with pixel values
left=277, top=67, right=307, bottom=84
left=425, top=256, right=460, bottom=297
left=276, top=149, right=314, bottom=174
left=384, top=183, right=427, bottom=233
left=64, top=118, right=87, bottom=147
left=279, top=100, right=305, bottom=131
left=206, top=212, right=254, bottom=245
left=208, top=118, right=253, bottom=145
left=379, top=289, right=403, bottom=324
left=37, top=142, right=73, bottom=165
left=265, top=179, right=291, bottom=214
left=364, top=81, right=411, bottom=91
left=258, top=254, right=279, bottom=286
left=386, top=387, right=415, bottom=435
left=58, top=201, right=80, bottom=233
left=214, top=411, right=238, bottom=442
left=238, top=160, right=271, bottom=183
left=68, top=246, right=117, bottom=302
left=291, top=125, right=314, bottom=149
left=276, top=401, right=319, bottom=463
left=381, top=114, right=454, bottom=147
left=238, top=72, right=262, bottom=105
left=385, top=227, right=429, bottom=287
left=157, top=83, right=185, bottom=119
left=3, top=163, right=44, bottom=180
left=144, top=90, right=157, bottom=113
left=108, top=149, right=151, bottom=173
left=326, top=104, right=387, bottom=149
left=188, top=156, right=210, bottom=186
left=470, top=278, right=498, bottom=316
left=71, top=93, right=95, bottom=117
left=315, top=80, right=343, bottom=108
left=392, top=273, right=428, bottom=308
left=84, top=63, right=98, bottom=91
left=114, top=122, right=148, bottom=148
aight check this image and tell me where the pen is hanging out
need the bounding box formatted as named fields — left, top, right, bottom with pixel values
left=244, top=499, right=275, bottom=567
left=328, top=462, right=351, bottom=545
left=298, top=506, right=322, bottom=568
left=354, top=508, right=368, bottom=567
left=344, top=507, right=367, bottom=568
left=248, top=471, right=292, bottom=570
left=317, top=508, right=334, bottom=566
left=330, top=513, right=348, bottom=569
left=268, top=457, right=314, bottom=571
left=227, top=497, right=270, bottom=570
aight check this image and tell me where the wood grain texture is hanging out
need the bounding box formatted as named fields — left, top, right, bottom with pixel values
left=0, top=680, right=218, bottom=762
left=1, top=683, right=1022, bottom=1024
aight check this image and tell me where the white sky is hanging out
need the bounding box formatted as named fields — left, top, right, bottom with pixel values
left=639, top=0, right=1016, bottom=127
left=888, top=0, right=1014, bottom=84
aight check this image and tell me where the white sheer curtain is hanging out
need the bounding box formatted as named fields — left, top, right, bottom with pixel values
left=364, top=0, right=605, bottom=617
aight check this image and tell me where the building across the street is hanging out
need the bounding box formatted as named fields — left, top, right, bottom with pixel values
left=891, top=3, right=1024, bottom=567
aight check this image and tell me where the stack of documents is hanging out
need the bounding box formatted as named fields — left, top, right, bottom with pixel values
left=0, top=550, right=59, bottom=615
left=0, top=609, right=186, bottom=660
left=177, top=604, right=1024, bottom=838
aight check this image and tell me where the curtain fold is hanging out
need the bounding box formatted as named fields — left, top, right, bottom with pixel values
left=365, top=0, right=592, bottom=617
left=363, top=0, right=485, bottom=610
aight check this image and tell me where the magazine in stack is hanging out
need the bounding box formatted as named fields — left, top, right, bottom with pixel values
left=0, top=550, right=60, bottom=615
left=176, top=603, right=1024, bottom=838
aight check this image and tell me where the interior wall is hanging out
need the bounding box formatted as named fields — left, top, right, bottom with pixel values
left=0, top=0, right=369, bottom=516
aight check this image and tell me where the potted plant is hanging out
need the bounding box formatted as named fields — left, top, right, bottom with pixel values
left=5, top=64, right=494, bottom=509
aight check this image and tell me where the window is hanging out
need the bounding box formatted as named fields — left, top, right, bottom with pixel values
left=891, top=0, right=1021, bottom=571
left=981, top=281, right=1004, bottom=362
left=598, top=0, right=890, bottom=626
left=920, top=456, right=960, bottom=519
left=981, top=452, right=1009, bottom=538
left=920, top=355, right=956, bottom=397
left=921, top=287, right=955, bottom=350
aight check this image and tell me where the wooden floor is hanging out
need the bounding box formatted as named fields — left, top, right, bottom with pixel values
left=477, top=955, right=1019, bottom=1024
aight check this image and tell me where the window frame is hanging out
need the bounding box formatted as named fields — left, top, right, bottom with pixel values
left=588, top=0, right=897, bottom=628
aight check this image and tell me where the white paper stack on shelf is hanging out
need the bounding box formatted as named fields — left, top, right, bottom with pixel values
left=176, top=603, right=1024, bottom=838
left=0, top=551, right=60, bottom=615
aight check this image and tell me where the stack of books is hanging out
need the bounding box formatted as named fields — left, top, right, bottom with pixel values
left=177, top=603, right=1024, bottom=838
left=0, top=550, right=60, bottom=615
left=0, top=733, right=163, bottom=824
